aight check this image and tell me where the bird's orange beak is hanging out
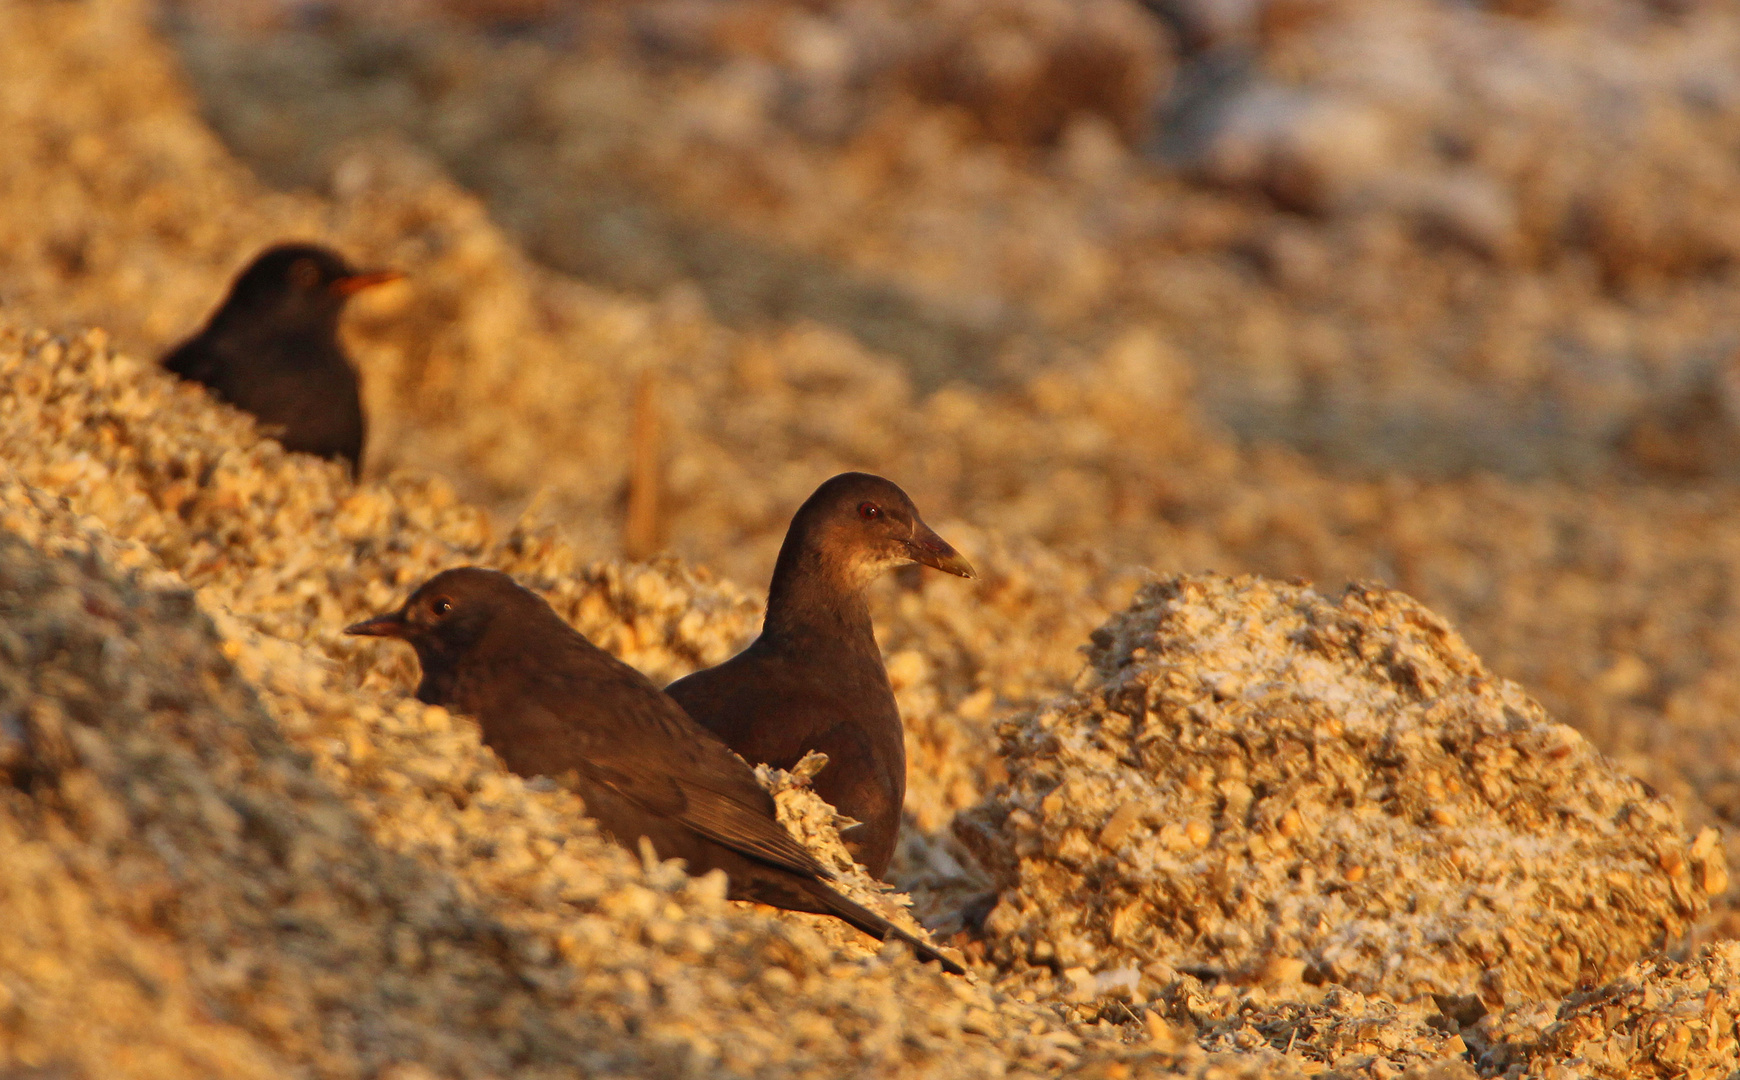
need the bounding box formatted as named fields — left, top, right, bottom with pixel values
left=329, top=269, right=404, bottom=296
left=907, top=523, right=975, bottom=579
left=344, top=609, right=408, bottom=638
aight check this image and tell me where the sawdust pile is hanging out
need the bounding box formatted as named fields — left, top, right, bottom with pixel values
left=0, top=0, right=1167, bottom=887
left=171, top=0, right=1740, bottom=477
left=0, top=307, right=1135, bottom=893
left=5, top=324, right=1740, bottom=1076
left=0, top=327, right=1129, bottom=1079
left=7, top=0, right=1737, bottom=918
left=0, top=503, right=643, bottom=1080
left=1481, top=943, right=1740, bottom=1079
left=6, top=1, right=1740, bottom=1075
left=621, top=0, right=1173, bottom=149
left=1, top=0, right=1210, bottom=570
left=962, top=574, right=1727, bottom=1003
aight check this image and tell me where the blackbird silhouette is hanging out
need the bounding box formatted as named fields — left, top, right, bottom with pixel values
left=346, top=567, right=965, bottom=975
left=665, top=473, right=974, bottom=879
left=163, top=243, right=400, bottom=476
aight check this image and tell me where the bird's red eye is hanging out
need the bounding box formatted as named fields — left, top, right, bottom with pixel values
left=431, top=598, right=453, bottom=617
left=858, top=502, right=882, bottom=521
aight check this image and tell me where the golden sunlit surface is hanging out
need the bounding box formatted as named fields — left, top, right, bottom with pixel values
left=4, top=0, right=1740, bottom=1076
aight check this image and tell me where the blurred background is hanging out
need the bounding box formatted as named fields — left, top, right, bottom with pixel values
left=7, top=0, right=1740, bottom=928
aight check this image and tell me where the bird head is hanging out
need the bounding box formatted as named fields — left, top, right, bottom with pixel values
left=788, top=472, right=975, bottom=589
left=218, top=243, right=402, bottom=334
left=344, top=567, right=530, bottom=705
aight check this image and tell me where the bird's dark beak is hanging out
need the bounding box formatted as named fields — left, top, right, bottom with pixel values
left=344, top=609, right=409, bottom=638
left=329, top=269, right=404, bottom=296
left=906, top=523, right=975, bottom=579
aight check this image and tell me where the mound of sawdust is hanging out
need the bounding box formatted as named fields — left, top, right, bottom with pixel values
left=0, top=0, right=1155, bottom=867
left=961, top=574, right=1726, bottom=1003
left=172, top=0, right=1740, bottom=479
left=20, top=2, right=1740, bottom=929
left=1520, top=943, right=1740, bottom=1078
left=0, top=327, right=1136, bottom=1079
left=2, top=3, right=1740, bottom=1072
left=10, top=318, right=1740, bottom=1076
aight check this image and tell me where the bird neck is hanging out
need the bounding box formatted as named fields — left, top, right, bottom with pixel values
left=760, top=541, right=878, bottom=653
left=412, top=646, right=460, bottom=707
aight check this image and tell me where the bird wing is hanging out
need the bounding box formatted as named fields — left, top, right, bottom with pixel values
left=584, top=755, right=828, bottom=878
left=530, top=641, right=831, bottom=879
left=670, top=771, right=830, bottom=878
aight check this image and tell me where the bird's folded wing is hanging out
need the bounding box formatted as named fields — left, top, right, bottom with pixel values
left=534, top=645, right=832, bottom=879
left=587, top=759, right=828, bottom=879
left=675, top=774, right=830, bottom=878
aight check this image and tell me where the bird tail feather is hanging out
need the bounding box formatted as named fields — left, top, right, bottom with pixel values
left=802, top=880, right=966, bottom=976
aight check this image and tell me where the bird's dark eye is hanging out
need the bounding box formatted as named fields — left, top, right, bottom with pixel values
left=858, top=502, right=882, bottom=521
left=289, top=258, right=321, bottom=290
left=431, top=598, right=453, bottom=617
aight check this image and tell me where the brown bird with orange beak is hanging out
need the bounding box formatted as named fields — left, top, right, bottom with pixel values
left=666, top=473, right=975, bottom=879
left=163, top=243, right=399, bottom=476
left=346, top=567, right=965, bottom=975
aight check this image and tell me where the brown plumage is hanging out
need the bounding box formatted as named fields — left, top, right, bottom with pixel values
left=345, top=566, right=964, bottom=975
left=665, top=473, right=974, bottom=879
left=163, top=243, right=399, bottom=476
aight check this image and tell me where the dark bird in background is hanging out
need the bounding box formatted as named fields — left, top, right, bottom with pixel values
left=163, top=243, right=399, bottom=476
left=346, top=567, right=965, bottom=976
left=665, top=473, right=975, bottom=880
